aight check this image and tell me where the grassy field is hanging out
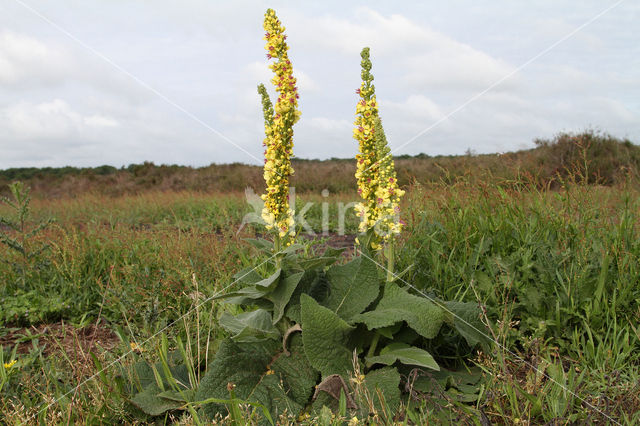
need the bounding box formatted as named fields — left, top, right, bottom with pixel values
left=1, top=142, right=640, bottom=423
left=0, top=172, right=640, bottom=424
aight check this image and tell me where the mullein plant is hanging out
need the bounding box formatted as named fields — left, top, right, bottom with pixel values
left=353, top=48, right=405, bottom=280
left=258, top=8, right=301, bottom=252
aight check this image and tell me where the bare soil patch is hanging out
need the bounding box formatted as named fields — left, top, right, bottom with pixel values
left=0, top=321, right=119, bottom=357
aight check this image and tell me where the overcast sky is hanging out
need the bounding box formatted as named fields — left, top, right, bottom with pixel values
left=0, top=0, right=638, bottom=169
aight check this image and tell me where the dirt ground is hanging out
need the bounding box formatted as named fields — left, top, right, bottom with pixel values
left=0, top=321, right=120, bottom=356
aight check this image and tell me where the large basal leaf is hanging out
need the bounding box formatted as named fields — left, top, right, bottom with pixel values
left=196, top=338, right=316, bottom=422
left=267, top=270, right=304, bottom=324
left=248, top=374, right=303, bottom=424
left=239, top=336, right=317, bottom=422
left=216, top=268, right=282, bottom=302
left=300, top=294, right=354, bottom=378
left=195, top=339, right=277, bottom=420
left=366, top=343, right=439, bottom=371
left=133, top=361, right=191, bottom=393
left=298, top=256, right=339, bottom=270
left=351, top=283, right=445, bottom=339
left=242, top=267, right=282, bottom=293
left=270, top=334, right=319, bottom=407
left=285, top=270, right=329, bottom=324
left=297, top=247, right=345, bottom=270
left=357, top=366, right=401, bottom=415
left=324, top=255, right=379, bottom=321
left=130, top=361, right=194, bottom=417
left=443, top=301, right=491, bottom=349
left=219, top=309, right=280, bottom=343
left=131, top=382, right=184, bottom=416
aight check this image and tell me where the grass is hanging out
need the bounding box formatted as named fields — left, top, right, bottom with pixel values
left=1, top=173, right=639, bottom=423
left=2, top=130, right=638, bottom=198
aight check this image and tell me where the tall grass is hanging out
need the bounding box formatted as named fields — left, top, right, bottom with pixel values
left=1, top=177, right=639, bottom=423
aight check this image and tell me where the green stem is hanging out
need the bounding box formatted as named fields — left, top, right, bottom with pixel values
left=274, top=234, right=282, bottom=267
left=386, top=235, right=395, bottom=282
left=366, top=332, right=381, bottom=368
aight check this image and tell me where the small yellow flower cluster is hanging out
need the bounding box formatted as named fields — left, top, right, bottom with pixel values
left=353, top=48, right=404, bottom=246
left=130, top=341, right=143, bottom=353
left=3, top=360, right=16, bottom=369
left=260, top=9, right=300, bottom=239
left=372, top=117, right=405, bottom=238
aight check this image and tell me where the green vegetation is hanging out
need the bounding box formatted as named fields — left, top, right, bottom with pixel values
left=1, top=5, right=639, bottom=422
left=1, top=167, right=639, bottom=423
left=2, top=130, right=639, bottom=198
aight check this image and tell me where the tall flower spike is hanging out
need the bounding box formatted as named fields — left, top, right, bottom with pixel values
left=259, top=9, right=300, bottom=245
left=353, top=48, right=404, bottom=249
left=353, top=48, right=381, bottom=236
left=372, top=116, right=405, bottom=240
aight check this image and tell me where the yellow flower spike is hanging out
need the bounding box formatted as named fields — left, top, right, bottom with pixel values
left=257, top=9, right=300, bottom=247
left=372, top=116, right=404, bottom=240
left=353, top=48, right=404, bottom=249
left=3, top=360, right=16, bottom=369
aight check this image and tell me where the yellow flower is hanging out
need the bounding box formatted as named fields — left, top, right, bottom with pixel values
left=297, top=412, right=311, bottom=421
left=353, top=48, right=404, bottom=246
left=348, top=416, right=359, bottom=426
left=258, top=9, right=300, bottom=242
left=3, top=360, right=16, bottom=369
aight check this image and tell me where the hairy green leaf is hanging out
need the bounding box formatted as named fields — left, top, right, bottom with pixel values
left=219, top=309, right=280, bottom=342
left=285, top=270, right=328, bottom=324
left=196, top=338, right=316, bottom=422
left=358, top=367, right=401, bottom=415
left=366, top=343, right=439, bottom=370
left=351, top=283, right=444, bottom=339
left=267, top=270, right=304, bottom=324
left=233, top=265, right=265, bottom=285
left=443, top=301, right=491, bottom=348
left=270, top=334, right=319, bottom=406
left=324, top=256, right=379, bottom=321
left=131, top=382, right=184, bottom=416
left=133, top=361, right=190, bottom=392
left=298, top=246, right=344, bottom=270
left=196, top=339, right=278, bottom=420
left=216, top=268, right=282, bottom=302
left=300, top=294, right=354, bottom=377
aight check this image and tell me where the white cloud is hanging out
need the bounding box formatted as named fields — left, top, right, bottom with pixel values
left=0, top=2, right=637, bottom=168
left=0, top=31, right=73, bottom=87
left=403, top=50, right=515, bottom=91
left=84, top=114, right=119, bottom=128
left=291, top=8, right=432, bottom=55
left=290, top=8, right=517, bottom=92
left=307, top=117, right=352, bottom=132
left=532, top=17, right=604, bottom=50
left=1, top=99, right=119, bottom=139
left=383, top=95, right=444, bottom=121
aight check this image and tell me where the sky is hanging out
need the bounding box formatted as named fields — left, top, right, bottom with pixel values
left=0, top=0, right=638, bottom=169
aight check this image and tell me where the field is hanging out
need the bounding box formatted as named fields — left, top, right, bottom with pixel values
left=1, top=141, right=640, bottom=424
